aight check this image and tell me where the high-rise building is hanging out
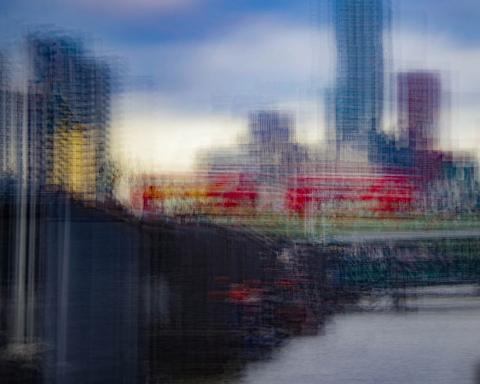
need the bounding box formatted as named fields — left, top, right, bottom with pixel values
left=0, top=55, right=25, bottom=181
left=0, top=54, right=12, bottom=176
left=249, top=110, right=292, bottom=149
left=334, top=0, right=388, bottom=160
left=397, top=71, right=441, bottom=152
left=26, top=33, right=111, bottom=201
left=247, top=110, right=307, bottom=179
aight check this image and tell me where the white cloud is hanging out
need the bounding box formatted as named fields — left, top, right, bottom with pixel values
left=117, top=18, right=334, bottom=109
left=110, top=19, right=480, bottom=171
left=111, top=91, right=243, bottom=173
left=108, top=18, right=335, bottom=172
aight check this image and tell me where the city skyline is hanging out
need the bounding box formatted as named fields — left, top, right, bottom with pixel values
left=0, top=1, right=478, bottom=174
left=1, top=3, right=480, bottom=383
left=0, top=0, right=480, bottom=384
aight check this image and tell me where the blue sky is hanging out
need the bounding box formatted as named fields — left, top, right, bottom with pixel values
left=1, top=0, right=480, bottom=172
left=2, top=0, right=479, bottom=45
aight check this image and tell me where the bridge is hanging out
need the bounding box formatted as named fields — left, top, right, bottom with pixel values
left=323, top=235, right=480, bottom=289
left=329, top=228, right=480, bottom=244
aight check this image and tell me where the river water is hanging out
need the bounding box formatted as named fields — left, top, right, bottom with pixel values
left=236, top=285, right=480, bottom=384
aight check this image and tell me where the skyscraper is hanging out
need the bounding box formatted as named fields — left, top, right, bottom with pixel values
left=0, top=54, right=13, bottom=176
left=397, top=71, right=441, bottom=152
left=249, top=110, right=292, bottom=149
left=334, top=0, right=388, bottom=160
left=0, top=55, right=25, bottom=181
left=26, top=33, right=111, bottom=201
left=247, top=110, right=307, bottom=178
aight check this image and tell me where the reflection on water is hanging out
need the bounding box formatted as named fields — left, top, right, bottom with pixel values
left=237, top=286, right=480, bottom=384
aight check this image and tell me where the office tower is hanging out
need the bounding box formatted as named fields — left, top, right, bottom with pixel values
left=26, top=33, right=111, bottom=201
left=0, top=55, right=25, bottom=181
left=397, top=71, right=441, bottom=152
left=334, top=0, right=388, bottom=160
left=249, top=110, right=292, bottom=149
left=248, top=110, right=307, bottom=178
left=0, top=54, right=11, bottom=176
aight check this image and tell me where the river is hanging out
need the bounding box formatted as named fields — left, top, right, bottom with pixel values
left=236, top=285, right=480, bottom=384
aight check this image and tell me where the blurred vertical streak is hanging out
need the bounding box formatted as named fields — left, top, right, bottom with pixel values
left=13, top=179, right=27, bottom=345
left=57, top=195, right=70, bottom=380
left=12, top=174, right=39, bottom=346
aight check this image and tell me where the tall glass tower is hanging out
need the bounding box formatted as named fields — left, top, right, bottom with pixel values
left=334, top=0, right=388, bottom=159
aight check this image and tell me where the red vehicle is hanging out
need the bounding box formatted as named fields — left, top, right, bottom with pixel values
left=286, top=173, right=418, bottom=216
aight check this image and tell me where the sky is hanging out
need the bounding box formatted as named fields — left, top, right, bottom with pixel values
left=1, top=0, right=480, bottom=173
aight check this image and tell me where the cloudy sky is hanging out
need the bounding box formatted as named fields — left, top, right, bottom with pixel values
left=1, top=0, right=480, bottom=172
